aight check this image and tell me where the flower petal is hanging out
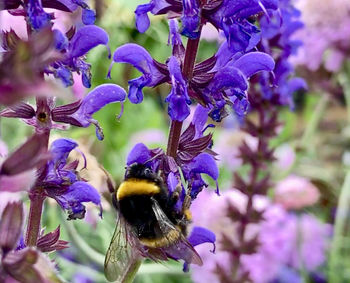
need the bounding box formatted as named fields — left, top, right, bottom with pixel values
left=188, top=226, right=216, bottom=251
left=69, top=25, right=109, bottom=58
left=135, top=3, right=153, bottom=33
left=70, top=84, right=126, bottom=127
left=50, top=138, right=78, bottom=166
left=126, top=143, right=151, bottom=165
left=190, top=153, right=219, bottom=181
left=165, top=56, right=191, bottom=121
left=56, top=181, right=101, bottom=220
left=231, top=52, right=275, bottom=78
left=181, top=0, right=200, bottom=39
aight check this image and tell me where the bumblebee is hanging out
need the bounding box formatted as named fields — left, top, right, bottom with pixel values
left=104, top=163, right=202, bottom=282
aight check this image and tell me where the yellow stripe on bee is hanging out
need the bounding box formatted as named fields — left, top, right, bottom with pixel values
left=116, top=179, right=161, bottom=200
left=139, top=229, right=181, bottom=248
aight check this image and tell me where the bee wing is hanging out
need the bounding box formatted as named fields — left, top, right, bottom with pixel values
left=150, top=198, right=203, bottom=266
left=104, top=215, right=142, bottom=282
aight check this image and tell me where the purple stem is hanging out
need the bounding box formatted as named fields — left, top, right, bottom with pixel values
left=25, top=97, right=51, bottom=246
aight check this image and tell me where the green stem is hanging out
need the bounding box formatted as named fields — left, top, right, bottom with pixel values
left=300, top=94, right=329, bottom=150
left=338, top=73, right=350, bottom=124
left=329, top=170, right=350, bottom=283
left=62, top=218, right=105, bottom=267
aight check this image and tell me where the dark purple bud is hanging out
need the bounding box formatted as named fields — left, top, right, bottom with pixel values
left=181, top=0, right=200, bottom=39
left=127, top=143, right=151, bottom=165
left=0, top=103, right=35, bottom=119
left=82, top=9, right=96, bottom=25
left=69, top=25, right=109, bottom=59
left=1, top=0, right=21, bottom=10
left=0, top=133, right=48, bottom=177
left=0, top=202, right=23, bottom=253
left=3, top=247, right=62, bottom=282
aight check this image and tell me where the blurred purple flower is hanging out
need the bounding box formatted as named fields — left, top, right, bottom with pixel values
left=190, top=189, right=331, bottom=283
left=292, top=0, right=350, bottom=72
left=0, top=134, right=49, bottom=192
left=274, top=175, right=320, bottom=210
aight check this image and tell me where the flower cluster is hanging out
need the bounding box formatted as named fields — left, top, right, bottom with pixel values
left=109, top=19, right=275, bottom=122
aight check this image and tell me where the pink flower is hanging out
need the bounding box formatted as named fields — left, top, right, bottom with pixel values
left=274, top=175, right=320, bottom=210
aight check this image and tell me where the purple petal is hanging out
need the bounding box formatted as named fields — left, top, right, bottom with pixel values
left=27, top=0, right=51, bottom=30
left=55, top=67, right=73, bottom=87
left=53, top=29, right=68, bottom=51
left=167, top=172, right=178, bottom=194
left=207, top=66, right=248, bottom=95
left=42, top=0, right=78, bottom=12
left=50, top=138, right=78, bottom=165
left=135, top=3, right=153, bottom=33
left=56, top=181, right=101, bottom=220
left=165, top=56, right=191, bottom=121
left=191, top=105, right=209, bottom=138
left=126, top=143, right=151, bottom=165
left=231, top=52, right=275, bottom=78
left=287, top=77, right=307, bottom=92
left=71, top=84, right=126, bottom=127
left=69, top=25, right=109, bottom=58
left=82, top=9, right=96, bottom=25
left=190, top=153, right=219, bottom=181
left=188, top=226, right=216, bottom=251
left=181, top=0, right=200, bottom=39
left=112, top=43, right=155, bottom=75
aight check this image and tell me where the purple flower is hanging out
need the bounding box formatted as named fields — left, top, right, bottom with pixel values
left=0, top=84, right=126, bottom=140
left=53, top=25, right=110, bottom=88
left=253, top=0, right=307, bottom=106
left=181, top=0, right=200, bottom=38
left=27, top=0, right=51, bottom=30
left=110, top=30, right=274, bottom=121
left=38, top=138, right=101, bottom=220
left=133, top=0, right=278, bottom=50
left=165, top=56, right=191, bottom=121
left=108, top=43, right=167, bottom=103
